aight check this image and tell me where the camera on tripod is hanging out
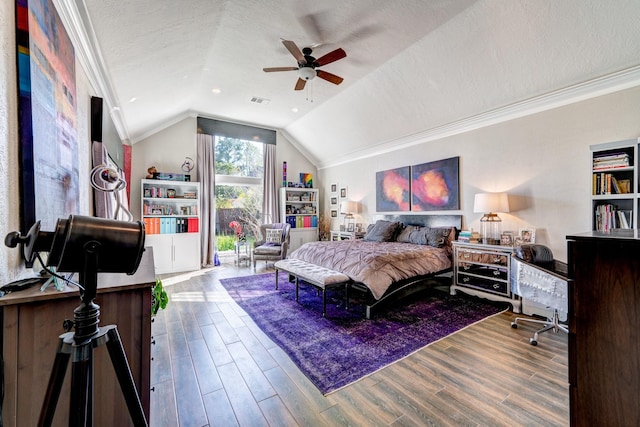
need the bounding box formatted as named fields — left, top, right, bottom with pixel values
left=5, top=215, right=148, bottom=427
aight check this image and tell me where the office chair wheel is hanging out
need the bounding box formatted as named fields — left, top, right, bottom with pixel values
left=529, top=339, right=538, bottom=346
left=511, top=322, right=518, bottom=329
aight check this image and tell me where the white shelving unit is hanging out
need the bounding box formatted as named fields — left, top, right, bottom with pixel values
left=280, top=187, right=319, bottom=252
left=141, top=179, right=201, bottom=274
left=590, top=138, right=639, bottom=232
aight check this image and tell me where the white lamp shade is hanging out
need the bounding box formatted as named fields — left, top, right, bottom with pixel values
left=473, top=192, right=510, bottom=213
left=340, top=200, right=358, bottom=215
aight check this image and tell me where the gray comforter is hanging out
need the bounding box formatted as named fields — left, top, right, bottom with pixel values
left=289, top=240, right=451, bottom=300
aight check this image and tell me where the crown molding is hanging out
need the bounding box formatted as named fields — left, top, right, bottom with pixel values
left=54, top=0, right=130, bottom=142
left=317, top=65, right=640, bottom=169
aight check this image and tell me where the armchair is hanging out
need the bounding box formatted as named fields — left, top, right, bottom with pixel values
left=509, top=244, right=569, bottom=346
left=252, top=223, right=291, bottom=269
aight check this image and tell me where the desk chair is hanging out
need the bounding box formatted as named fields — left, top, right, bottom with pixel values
left=510, top=244, right=569, bottom=346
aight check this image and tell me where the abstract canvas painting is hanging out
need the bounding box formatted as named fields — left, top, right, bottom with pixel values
left=376, top=166, right=410, bottom=212
left=16, top=0, right=79, bottom=233
left=411, top=157, right=459, bottom=211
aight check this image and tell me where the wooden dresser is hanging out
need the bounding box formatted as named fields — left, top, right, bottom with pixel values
left=0, top=251, right=155, bottom=427
left=567, top=231, right=640, bottom=426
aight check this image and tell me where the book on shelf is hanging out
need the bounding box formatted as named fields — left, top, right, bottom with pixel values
left=594, top=204, right=632, bottom=232
left=592, top=173, right=632, bottom=195
left=593, top=152, right=630, bottom=169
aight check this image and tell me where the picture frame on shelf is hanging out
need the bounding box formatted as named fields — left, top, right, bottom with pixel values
left=500, top=231, right=514, bottom=246
left=519, top=228, right=536, bottom=243
left=347, top=223, right=355, bottom=232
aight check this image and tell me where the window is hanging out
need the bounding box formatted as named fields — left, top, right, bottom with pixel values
left=215, top=136, right=263, bottom=245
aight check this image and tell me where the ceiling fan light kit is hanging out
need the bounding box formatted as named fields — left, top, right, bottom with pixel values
left=264, top=39, right=346, bottom=91
left=298, top=67, right=316, bottom=81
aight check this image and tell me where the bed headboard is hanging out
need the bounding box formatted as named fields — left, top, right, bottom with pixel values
left=372, top=214, right=462, bottom=229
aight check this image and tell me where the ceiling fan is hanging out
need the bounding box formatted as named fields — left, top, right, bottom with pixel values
left=263, top=39, right=346, bottom=91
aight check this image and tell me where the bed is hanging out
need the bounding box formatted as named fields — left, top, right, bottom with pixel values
left=288, top=214, right=462, bottom=318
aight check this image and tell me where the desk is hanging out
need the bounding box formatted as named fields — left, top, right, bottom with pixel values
left=0, top=250, right=155, bottom=427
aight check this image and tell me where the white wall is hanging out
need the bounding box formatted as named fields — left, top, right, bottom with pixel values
left=1, top=1, right=94, bottom=283
left=318, top=86, right=640, bottom=261
left=130, top=118, right=317, bottom=222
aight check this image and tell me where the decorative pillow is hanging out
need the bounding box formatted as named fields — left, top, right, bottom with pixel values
left=396, top=226, right=452, bottom=248
left=265, top=228, right=282, bottom=244
left=363, top=220, right=402, bottom=242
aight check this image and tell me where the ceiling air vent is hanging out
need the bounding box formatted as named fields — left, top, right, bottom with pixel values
left=250, top=96, right=270, bottom=105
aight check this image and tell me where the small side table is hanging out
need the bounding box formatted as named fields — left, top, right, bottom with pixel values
left=451, top=241, right=521, bottom=312
left=234, top=240, right=250, bottom=266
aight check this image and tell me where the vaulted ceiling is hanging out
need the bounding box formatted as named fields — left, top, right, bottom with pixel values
left=59, top=0, right=640, bottom=168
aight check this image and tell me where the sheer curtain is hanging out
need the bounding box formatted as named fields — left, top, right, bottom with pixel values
left=197, top=133, right=219, bottom=267
left=262, top=143, right=279, bottom=224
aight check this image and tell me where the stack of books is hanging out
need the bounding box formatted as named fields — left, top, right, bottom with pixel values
left=593, top=152, right=630, bottom=170
left=458, top=230, right=480, bottom=243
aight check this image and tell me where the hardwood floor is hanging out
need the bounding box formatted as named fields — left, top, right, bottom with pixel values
left=149, top=261, right=569, bottom=427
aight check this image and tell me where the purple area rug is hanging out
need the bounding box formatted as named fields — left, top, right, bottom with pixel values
left=219, top=272, right=508, bottom=394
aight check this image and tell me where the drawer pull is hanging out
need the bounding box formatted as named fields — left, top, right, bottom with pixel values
left=493, top=283, right=500, bottom=289
left=463, top=252, right=471, bottom=259
left=462, top=277, right=470, bottom=283
left=492, top=270, right=500, bottom=276
left=493, top=256, right=501, bottom=263
left=463, top=265, right=470, bottom=271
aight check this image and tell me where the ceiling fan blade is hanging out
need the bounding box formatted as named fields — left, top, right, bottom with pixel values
left=316, top=70, right=344, bottom=85
left=263, top=67, right=299, bottom=72
left=315, top=48, right=346, bottom=66
left=282, top=39, right=306, bottom=64
left=294, top=78, right=306, bottom=91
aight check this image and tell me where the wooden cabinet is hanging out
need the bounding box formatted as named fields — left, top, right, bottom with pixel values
left=280, top=187, right=318, bottom=252
left=0, top=252, right=155, bottom=427
left=451, top=241, right=521, bottom=312
left=590, top=138, right=639, bottom=231
left=567, top=231, right=640, bottom=426
left=142, top=179, right=200, bottom=274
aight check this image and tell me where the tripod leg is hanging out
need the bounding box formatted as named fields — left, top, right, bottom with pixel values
left=39, top=333, right=73, bottom=427
left=104, top=325, right=148, bottom=427
left=69, top=343, right=94, bottom=427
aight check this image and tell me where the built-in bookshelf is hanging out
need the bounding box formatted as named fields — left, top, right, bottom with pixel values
left=141, top=179, right=201, bottom=274
left=590, top=139, right=640, bottom=232
left=279, top=187, right=318, bottom=252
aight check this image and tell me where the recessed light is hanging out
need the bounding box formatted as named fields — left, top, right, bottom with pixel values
left=129, top=97, right=137, bottom=103
left=211, top=88, right=221, bottom=94
left=291, top=107, right=299, bottom=113
left=112, top=106, right=120, bottom=111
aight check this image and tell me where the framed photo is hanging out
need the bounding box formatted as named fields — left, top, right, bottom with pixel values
left=330, top=183, right=338, bottom=194
left=519, top=228, right=536, bottom=243
left=340, top=187, right=347, bottom=198
left=330, top=210, right=338, bottom=218
left=347, top=223, right=355, bottom=232
left=500, top=231, right=514, bottom=246
left=330, top=196, right=338, bottom=206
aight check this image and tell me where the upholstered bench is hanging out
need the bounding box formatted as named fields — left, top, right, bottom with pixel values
left=274, top=258, right=351, bottom=317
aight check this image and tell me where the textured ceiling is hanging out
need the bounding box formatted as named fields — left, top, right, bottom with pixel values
left=68, top=0, right=640, bottom=168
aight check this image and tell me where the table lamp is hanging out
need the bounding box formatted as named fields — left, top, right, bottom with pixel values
left=473, top=192, right=510, bottom=245
left=340, top=200, right=358, bottom=231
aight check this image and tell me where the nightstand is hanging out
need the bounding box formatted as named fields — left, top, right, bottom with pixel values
left=330, top=230, right=364, bottom=241
left=451, top=241, right=521, bottom=313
